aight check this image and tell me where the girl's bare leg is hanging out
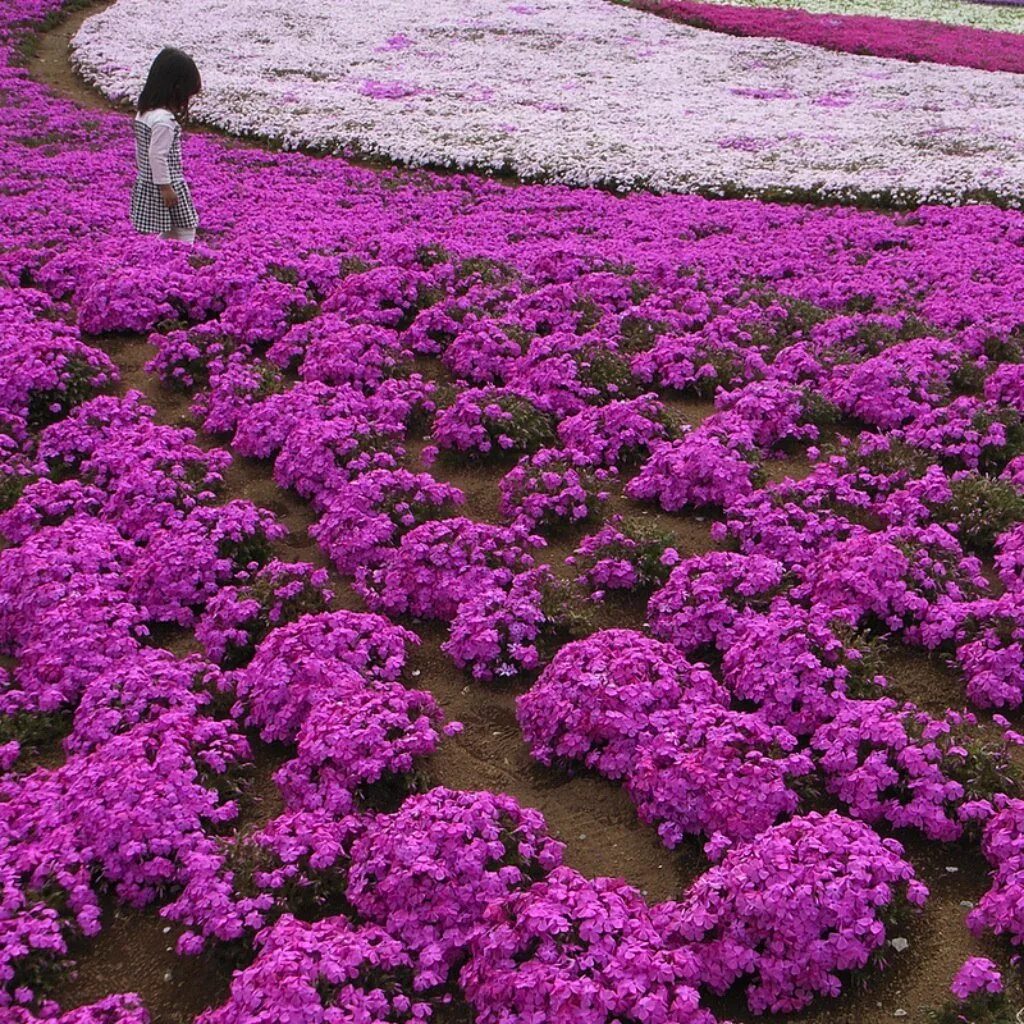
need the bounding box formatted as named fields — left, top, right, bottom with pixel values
left=161, top=226, right=196, bottom=244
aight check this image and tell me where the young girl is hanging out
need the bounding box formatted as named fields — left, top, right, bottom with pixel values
left=132, top=48, right=201, bottom=244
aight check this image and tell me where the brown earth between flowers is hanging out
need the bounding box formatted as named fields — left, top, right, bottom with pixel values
left=24, top=8, right=1024, bottom=1024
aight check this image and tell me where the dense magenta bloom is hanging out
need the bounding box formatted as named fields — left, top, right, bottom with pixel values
left=195, top=559, right=333, bottom=666
left=442, top=567, right=565, bottom=681
left=354, top=517, right=541, bottom=621
left=627, top=431, right=760, bottom=511
left=797, top=525, right=986, bottom=645
left=348, top=788, right=564, bottom=986
left=626, top=702, right=811, bottom=852
left=66, top=648, right=221, bottom=755
left=462, top=866, right=717, bottom=1024
left=127, top=501, right=285, bottom=625
left=518, top=629, right=726, bottom=779
left=953, top=593, right=1024, bottom=708
left=432, top=386, right=553, bottom=457
left=163, top=810, right=367, bottom=954
left=721, top=603, right=885, bottom=735
left=9, top=995, right=151, bottom=1024
left=950, top=957, right=1003, bottom=1000
left=567, top=515, right=679, bottom=597
left=669, top=812, right=928, bottom=1014
left=232, top=610, right=418, bottom=742
left=310, top=468, right=464, bottom=576
left=968, top=799, right=1024, bottom=946
left=647, top=551, right=788, bottom=655
left=810, top=698, right=1013, bottom=841
left=498, top=448, right=612, bottom=532
left=196, top=915, right=433, bottom=1024
left=557, top=393, right=676, bottom=467
left=274, top=681, right=453, bottom=814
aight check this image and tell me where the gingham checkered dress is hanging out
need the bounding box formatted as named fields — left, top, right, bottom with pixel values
left=131, top=112, right=198, bottom=235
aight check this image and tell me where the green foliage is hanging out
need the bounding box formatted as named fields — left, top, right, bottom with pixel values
left=928, top=992, right=1015, bottom=1024
left=574, top=345, right=642, bottom=403
left=619, top=314, right=668, bottom=354
left=27, top=356, right=103, bottom=429
left=0, top=468, right=32, bottom=512
left=973, top=406, right=1024, bottom=473
left=939, top=474, right=1024, bottom=551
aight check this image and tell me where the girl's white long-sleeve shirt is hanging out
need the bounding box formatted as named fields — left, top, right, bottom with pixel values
left=136, top=108, right=176, bottom=185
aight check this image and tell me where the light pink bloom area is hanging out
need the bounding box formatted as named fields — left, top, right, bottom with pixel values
left=72, top=0, right=1024, bottom=205
left=4, top=0, right=1024, bottom=1022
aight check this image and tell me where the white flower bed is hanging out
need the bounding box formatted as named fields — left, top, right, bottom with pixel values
left=72, top=0, right=1024, bottom=204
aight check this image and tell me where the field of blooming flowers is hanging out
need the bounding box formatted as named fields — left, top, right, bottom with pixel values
left=6, top=0, right=1024, bottom=1022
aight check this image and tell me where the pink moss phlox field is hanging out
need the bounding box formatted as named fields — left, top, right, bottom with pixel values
left=720, top=602, right=885, bottom=735
left=4, top=0, right=1024, bottom=1014
left=162, top=810, right=368, bottom=955
left=498, top=447, right=613, bottom=532
left=354, top=517, right=543, bottom=621
left=968, top=798, right=1024, bottom=946
left=274, top=680, right=454, bottom=814
left=567, top=515, right=680, bottom=597
left=953, top=592, right=1024, bottom=708
left=629, top=0, right=1024, bottom=75
left=127, top=501, right=286, bottom=626
left=441, top=566, right=565, bottom=681
left=9, top=995, right=151, bottom=1024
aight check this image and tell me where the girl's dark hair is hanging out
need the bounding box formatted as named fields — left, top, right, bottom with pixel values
left=138, top=47, right=201, bottom=116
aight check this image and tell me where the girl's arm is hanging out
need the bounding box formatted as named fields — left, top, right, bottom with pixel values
left=148, top=120, right=177, bottom=207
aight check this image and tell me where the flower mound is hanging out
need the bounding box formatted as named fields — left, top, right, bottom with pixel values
left=518, top=629, right=726, bottom=780
left=968, top=799, right=1024, bottom=946
left=232, top=610, right=418, bottom=742
left=347, top=788, right=564, bottom=986
left=811, top=698, right=1018, bottom=841
left=671, top=812, right=928, bottom=1014
left=461, top=866, right=717, bottom=1024
left=626, top=703, right=811, bottom=852
left=196, top=914, right=433, bottom=1024
left=647, top=551, right=787, bottom=655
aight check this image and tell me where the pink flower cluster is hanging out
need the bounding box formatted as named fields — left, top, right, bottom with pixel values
left=631, top=0, right=1024, bottom=75
left=195, top=559, right=334, bottom=666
